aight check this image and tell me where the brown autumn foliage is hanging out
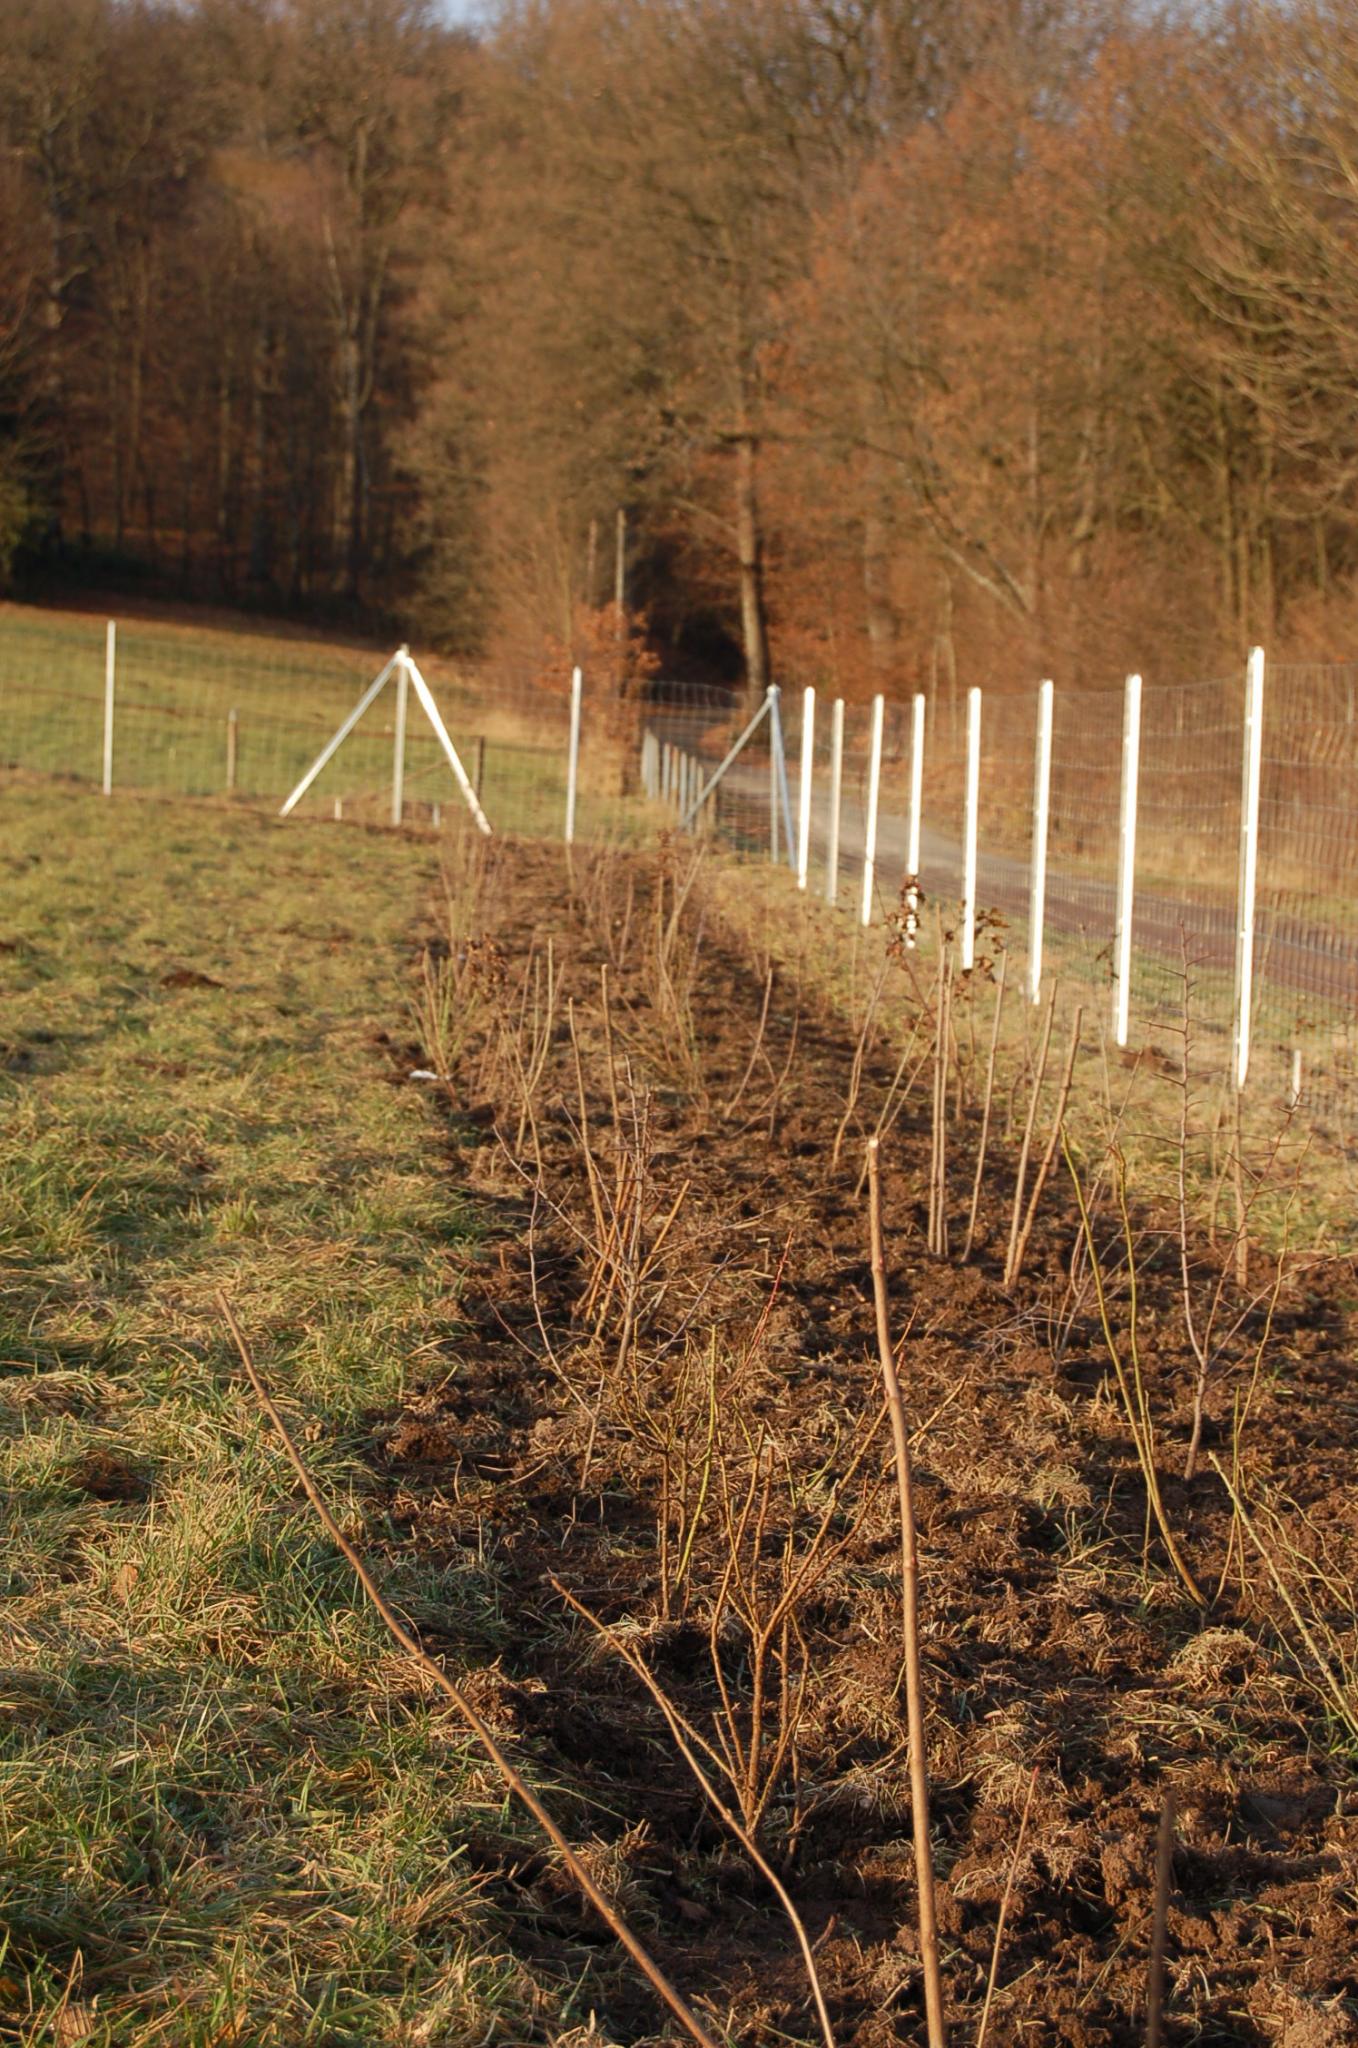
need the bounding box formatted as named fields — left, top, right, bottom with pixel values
left=2, top=0, right=1358, bottom=691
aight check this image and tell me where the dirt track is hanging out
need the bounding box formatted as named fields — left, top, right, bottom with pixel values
left=371, top=838, right=1357, bottom=2047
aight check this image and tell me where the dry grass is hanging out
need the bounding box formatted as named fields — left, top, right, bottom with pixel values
left=0, top=786, right=557, bottom=2044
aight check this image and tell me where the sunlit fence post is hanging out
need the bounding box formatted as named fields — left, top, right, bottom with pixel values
left=797, top=685, right=815, bottom=890
left=1233, top=646, right=1266, bottom=1089
left=391, top=650, right=409, bottom=826
left=907, top=691, right=925, bottom=880
left=102, top=621, right=116, bottom=796
left=1114, top=671, right=1143, bottom=1048
left=860, top=693, right=885, bottom=926
left=1029, top=679, right=1054, bottom=1002
left=826, top=697, right=844, bottom=905
left=226, top=707, right=239, bottom=792
left=769, top=718, right=779, bottom=864
left=961, top=686, right=981, bottom=969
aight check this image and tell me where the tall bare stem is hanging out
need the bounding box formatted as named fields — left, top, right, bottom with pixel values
left=866, top=1138, right=948, bottom=2048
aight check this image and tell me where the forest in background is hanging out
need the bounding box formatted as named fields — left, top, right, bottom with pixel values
left=3, top=0, right=1358, bottom=701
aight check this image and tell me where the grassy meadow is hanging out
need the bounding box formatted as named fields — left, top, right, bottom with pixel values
left=0, top=605, right=575, bottom=838
left=0, top=786, right=554, bottom=2044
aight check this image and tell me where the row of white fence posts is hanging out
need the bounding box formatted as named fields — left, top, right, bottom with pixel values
left=777, top=647, right=1271, bottom=1094
left=94, top=624, right=1278, bottom=1101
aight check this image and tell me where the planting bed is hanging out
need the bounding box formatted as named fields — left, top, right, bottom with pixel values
left=376, top=835, right=1358, bottom=2047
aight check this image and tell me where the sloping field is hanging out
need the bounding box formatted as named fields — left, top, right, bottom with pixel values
left=0, top=790, right=556, bottom=2042
left=3, top=786, right=1355, bottom=2045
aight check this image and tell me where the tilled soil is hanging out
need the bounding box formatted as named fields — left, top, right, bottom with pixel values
left=370, top=840, right=1357, bottom=2047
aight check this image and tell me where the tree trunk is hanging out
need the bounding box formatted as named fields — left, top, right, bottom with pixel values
left=734, top=423, right=768, bottom=709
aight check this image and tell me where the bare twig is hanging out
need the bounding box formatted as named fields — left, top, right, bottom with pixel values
left=832, top=954, right=888, bottom=1171
left=1005, top=1005, right=1082, bottom=1291
left=928, top=946, right=953, bottom=1258
left=550, top=1582, right=839, bottom=2048
left=962, top=950, right=1008, bottom=1262
left=865, top=1139, right=948, bottom=2048
left=975, top=1765, right=1038, bottom=2048
left=1146, top=1793, right=1175, bottom=2048
left=1063, top=1141, right=1206, bottom=1608
left=723, top=961, right=775, bottom=1120
left=1004, top=982, right=1055, bottom=1284
left=218, top=1294, right=721, bottom=2048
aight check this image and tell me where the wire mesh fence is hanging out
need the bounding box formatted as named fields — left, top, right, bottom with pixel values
left=1, top=605, right=1354, bottom=1149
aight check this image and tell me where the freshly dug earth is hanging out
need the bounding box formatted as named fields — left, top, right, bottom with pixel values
left=374, top=837, right=1357, bottom=2047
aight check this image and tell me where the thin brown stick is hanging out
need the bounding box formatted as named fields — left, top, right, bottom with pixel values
left=852, top=1029, right=932, bottom=1205
left=1005, top=1005, right=1083, bottom=1291
left=723, top=962, right=775, bottom=1119
left=217, top=1294, right=721, bottom=2048
left=832, top=955, right=888, bottom=1170
left=1231, top=1087, right=1250, bottom=1291
left=1145, top=1792, right=1175, bottom=2048
left=928, top=945, right=952, bottom=1258
left=962, top=950, right=1008, bottom=1261
left=975, top=1765, right=1038, bottom=2048
left=1004, top=981, right=1056, bottom=1284
left=599, top=961, right=623, bottom=1145
left=865, top=1139, right=947, bottom=2048
left=568, top=998, right=609, bottom=1262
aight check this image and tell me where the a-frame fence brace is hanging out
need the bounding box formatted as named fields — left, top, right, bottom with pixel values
left=279, top=646, right=493, bottom=835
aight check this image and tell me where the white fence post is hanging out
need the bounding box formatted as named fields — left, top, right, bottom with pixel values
left=226, top=707, right=239, bottom=792
left=391, top=649, right=409, bottom=826
left=961, top=686, right=981, bottom=970
left=860, top=692, right=885, bottom=926
left=825, top=697, right=844, bottom=905
left=901, top=691, right=925, bottom=944
left=1113, top=671, right=1143, bottom=1049
left=797, top=686, right=815, bottom=890
left=1028, top=679, right=1054, bottom=1003
left=1233, top=645, right=1266, bottom=1090
left=769, top=721, right=779, bottom=863
left=907, top=691, right=925, bottom=879
left=102, top=621, right=116, bottom=796
left=565, top=664, right=582, bottom=844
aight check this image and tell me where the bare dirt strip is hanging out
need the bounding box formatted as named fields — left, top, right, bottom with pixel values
left=368, top=836, right=1357, bottom=2048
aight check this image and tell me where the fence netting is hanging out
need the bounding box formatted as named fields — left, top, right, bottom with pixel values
left=1, top=606, right=1353, bottom=1148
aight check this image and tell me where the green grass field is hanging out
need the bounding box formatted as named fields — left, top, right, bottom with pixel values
left=0, top=605, right=578, bottom=838
left=0, top=787, right=556, bottom=2044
